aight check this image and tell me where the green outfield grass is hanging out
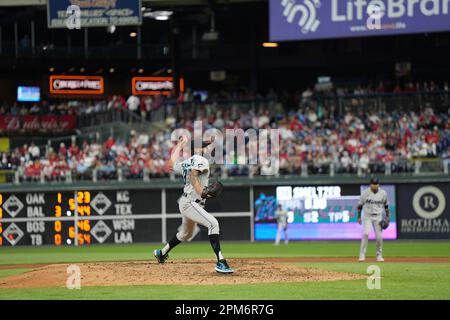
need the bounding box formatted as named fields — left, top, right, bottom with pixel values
left=1, top=241, right=450, bottom=265
left=0, top=241, right=449, bottom=300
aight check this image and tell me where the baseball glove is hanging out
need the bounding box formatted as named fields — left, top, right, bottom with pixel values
left=201, top=181, right=223, bottom=199
left=380, top=218, right=390, bottom=230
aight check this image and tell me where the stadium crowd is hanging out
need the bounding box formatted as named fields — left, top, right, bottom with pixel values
left=1, top=79, right=449, bottom=120
left=1, top=102, right=449, bottom=182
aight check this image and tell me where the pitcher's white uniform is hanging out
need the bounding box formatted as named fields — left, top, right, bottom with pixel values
left=359, top=188, right=389, bottom=259
left=173, top=154, right=220, bottom=241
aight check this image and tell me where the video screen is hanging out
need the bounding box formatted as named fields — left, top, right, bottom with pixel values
left=193, top=90, right=208, bottom=102
left=17, top=86, right=40, bottom=102
left=254, top=185, right=397, bottom=240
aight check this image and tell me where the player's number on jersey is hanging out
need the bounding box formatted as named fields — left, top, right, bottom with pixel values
left=181, top=158, right=196, bottom=184
left=181, top=163, right=190, bottom=184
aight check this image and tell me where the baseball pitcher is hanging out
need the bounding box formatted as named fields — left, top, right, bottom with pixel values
left=153, top=136, right=234, bottom=273
left=274, top=204, right=289, bottom=245
left=358, top=177, right=390, bottom=262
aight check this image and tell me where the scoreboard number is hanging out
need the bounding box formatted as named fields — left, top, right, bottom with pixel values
left=54, top=233, right=62, bottom=246
left=76, top=191, right=92, bottom=246
left=55, top=221, right=62, bottom=232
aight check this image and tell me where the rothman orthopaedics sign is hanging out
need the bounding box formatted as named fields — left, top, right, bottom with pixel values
left=270, top=0, right=450, bottom=41
left=132, top=77, right=184, bottom=95
left=49, top=75, right=104, bottom=95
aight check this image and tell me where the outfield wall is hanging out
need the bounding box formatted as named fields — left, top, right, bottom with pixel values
left=0, top=176, right=449, bottom=246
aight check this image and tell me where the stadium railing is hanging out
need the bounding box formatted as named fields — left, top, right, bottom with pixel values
left=76, top=107, right=149, bottom=129
left=4, top=158, right=448, bottom=185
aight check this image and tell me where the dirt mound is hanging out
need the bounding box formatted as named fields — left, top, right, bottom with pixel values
left=0, top=259, right=364, bottom=289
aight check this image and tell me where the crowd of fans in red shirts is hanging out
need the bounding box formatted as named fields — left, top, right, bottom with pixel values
left=1, top=81, right=449, bottom=182
left=1, top=101, right=449, bottom=182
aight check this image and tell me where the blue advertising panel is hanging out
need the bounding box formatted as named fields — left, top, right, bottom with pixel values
left=270, top=0, right=450, bottom=41
left=47, top=0, right=142, bottom=28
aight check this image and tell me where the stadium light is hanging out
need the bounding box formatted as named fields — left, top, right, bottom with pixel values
left=107, top=25, right=116, bottom=34
left=143, top=10, right=173, bottom=21
left=262, top=42, right=279, bottom=48
left=130, top=32, right=137, bottom=38
left=109, top=68, right=115, bottom=73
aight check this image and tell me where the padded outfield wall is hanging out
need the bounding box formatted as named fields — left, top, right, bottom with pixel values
left=0, top=175, right=448, bottom=246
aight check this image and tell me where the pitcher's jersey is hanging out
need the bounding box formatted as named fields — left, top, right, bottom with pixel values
left=358, top=188, right=388, bottom=216
left=173, top=154, right=210, bottom=200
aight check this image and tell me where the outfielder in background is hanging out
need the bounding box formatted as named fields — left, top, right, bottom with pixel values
left=358, top=177, right=390, bottom=262
left=153, top=136, right=234, bottom=274
left=274, top=204, right=289, bottom=245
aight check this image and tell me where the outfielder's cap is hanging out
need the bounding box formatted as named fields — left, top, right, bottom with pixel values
left=370, top=177, right=380, bottom=184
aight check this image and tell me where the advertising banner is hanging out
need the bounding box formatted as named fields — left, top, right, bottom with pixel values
left=132, top=77, right=184, bottom=96
left=0, top=115, right=77, bottom=133
left=49, top=75, right=104, bottom=95
left=398, top=184, right=450, bottom=239
left=270, top=0, right=450, bottom=41
left=47, top=0, right=142, bottom=28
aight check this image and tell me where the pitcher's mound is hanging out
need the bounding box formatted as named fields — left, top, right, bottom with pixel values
left=0, top=259, right=364, bottom=289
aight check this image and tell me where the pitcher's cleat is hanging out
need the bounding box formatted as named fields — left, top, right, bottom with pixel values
left=215, top=260, right=234, bottom=274
left=154, top=249, right=169, bottom=264
left=358, top=256, right=365, bottom=262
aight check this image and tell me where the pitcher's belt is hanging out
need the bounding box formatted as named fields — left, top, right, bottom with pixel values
left=183, top=193, right=205, bottom=204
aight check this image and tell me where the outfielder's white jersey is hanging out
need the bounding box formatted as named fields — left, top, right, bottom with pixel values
left=359, top=188, right=388, bottom=259
left=275, top=210, right=288, bottom=228
left=173, top=155, right=210, bottom=201
left=275, top=209, right=289, bottom=245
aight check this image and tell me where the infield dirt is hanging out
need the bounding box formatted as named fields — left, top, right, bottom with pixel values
left=0, top=259, right=366, bottom=288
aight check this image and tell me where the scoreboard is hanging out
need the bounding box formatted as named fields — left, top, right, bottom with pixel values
left=253, top=184, right=398, bottom=240
left=0, top=190, right=162, bottom=246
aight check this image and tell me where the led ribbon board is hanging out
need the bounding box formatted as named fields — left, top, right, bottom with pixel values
left=270, top=0, right=450, bottom=41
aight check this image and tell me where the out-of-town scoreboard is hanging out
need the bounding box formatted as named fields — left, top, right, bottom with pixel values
left=0, top=190, right=162, bottom=246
